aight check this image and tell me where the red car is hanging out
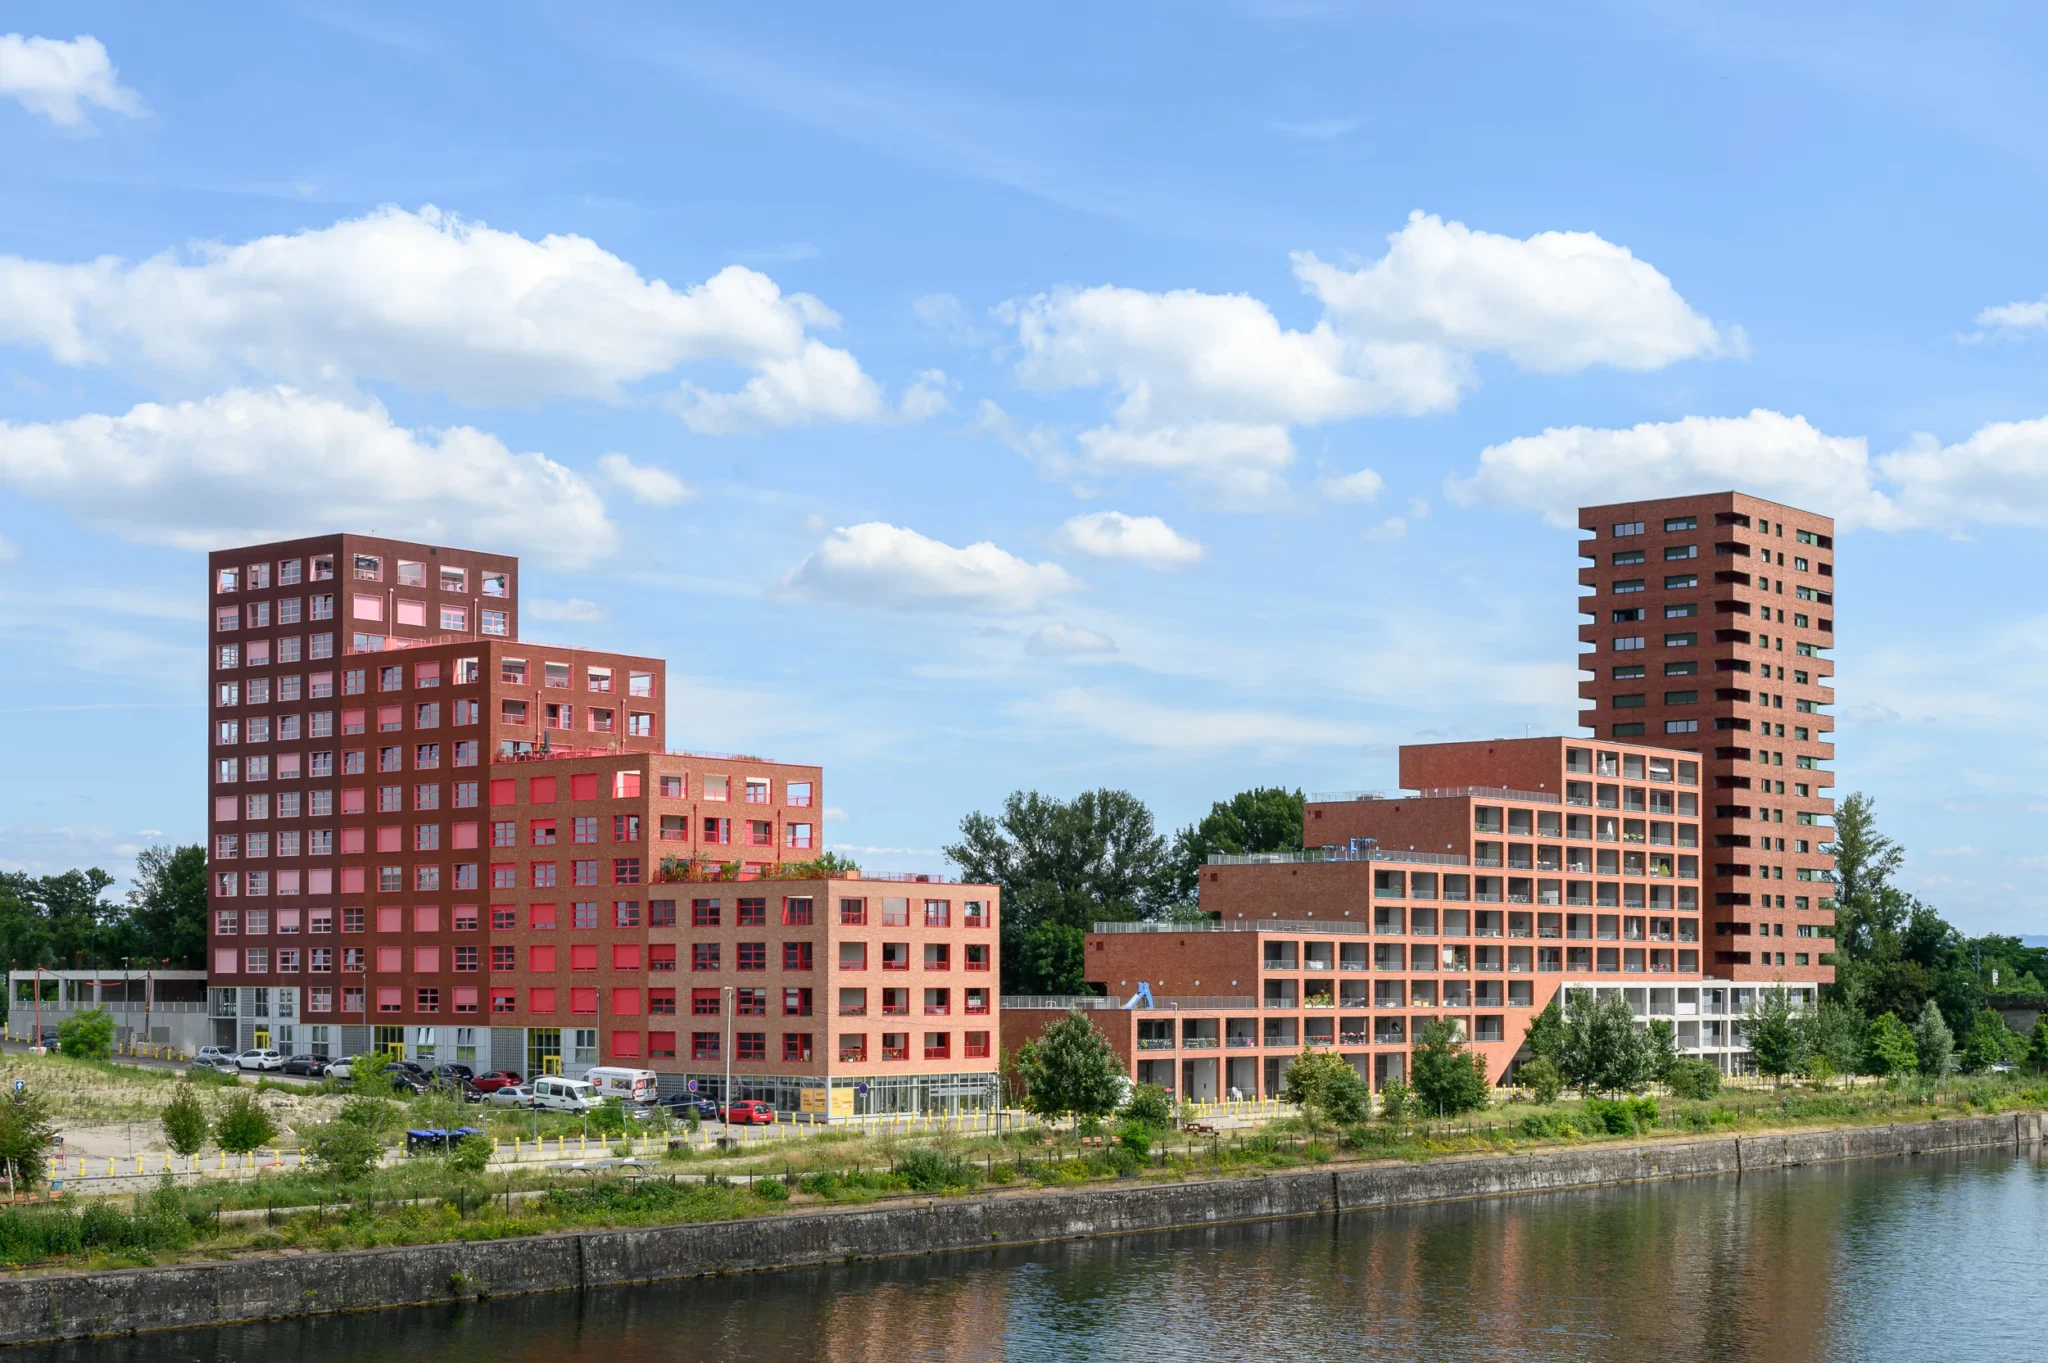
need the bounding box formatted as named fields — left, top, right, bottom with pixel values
left=469, top=1070, right=524, bottom=1093
left=720, top=1099, right=776, bottom=1125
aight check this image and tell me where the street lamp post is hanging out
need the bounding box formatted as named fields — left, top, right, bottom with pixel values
left=723, top=984, right=735, bottom=1140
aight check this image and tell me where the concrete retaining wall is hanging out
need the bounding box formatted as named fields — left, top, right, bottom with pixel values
left=3, top=1112, right=2039, bottom=1347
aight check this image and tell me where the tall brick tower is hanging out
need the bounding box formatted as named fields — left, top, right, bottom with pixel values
left=1575, top=494, right=1836, bottom=984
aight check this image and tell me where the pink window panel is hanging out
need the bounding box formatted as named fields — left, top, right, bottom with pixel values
left=377, top=826, right=401, bottom=853
left=452, top=823, right=478, bottom=849
left=453, top=986, right=479, bottom=1011
left=611, top=1030, right=642, bottom=1058
left=414, top=906, right=439, bottom=932
left=376, top=946, right=402, bottom=972
left=415, top=661, right=440, bottom=686
left=377, top=987, right=401, bottom=1010
left=342, top=788, right=366, bottom=814
left=214, top=949, right=238, bottom=975
left=247, top=640, right=270, bottom=666
left=277, top=870, right=301, bottom=895
left=377, top=906, right=402, bottom=932
left=353, top=594, right=383, bottom=621
left=570, top=987, right=598, bottom=1015
left=308, top=869, right=333, bottom=894
left=610, top=988, right=641, bottom=1015
left=215, top=796, right=238, bottom=821
left=414, top=946, right=439, bottom=973
left=277, top=909, right=301, bottom=932
left=396, top=600, right=427, bottom=627
left=341, top=828, right=366, bottom=854
left=277, top=753, right=301, bottom=779
left=340, top=868, right=365, bottom=894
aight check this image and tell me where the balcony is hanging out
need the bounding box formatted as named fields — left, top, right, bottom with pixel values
left=882, top=1045, right=908, bottom=1061
left=1181, top=1036, right=1219, bottom=1049
left=838, top=1005, right=867, bottom=1017
left=924, top=1005, right=950, bottom=1015
left=1136, top=1038, right=1175, bottom=1051
left=1226, top=1036, right=1259, bottom=1048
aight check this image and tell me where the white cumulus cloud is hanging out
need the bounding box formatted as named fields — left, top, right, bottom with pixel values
left=1449, top=407, right=2048, bottom=534
left=0, top=205, right=919, bottom=430
left=996, top=211, right=1729, bottom=501
left=1059, top=511, right=1205, bottom=569
left=1025, top=623, right=1118, bottom=656
left=0, top=34, right=143, bottom=128
left=0, top=386, right=616, bottom=568
left=1318, top=468, right=1385, bottom=502
left=525, top=598, right=612, bottom=624
left=597, top=452, right=692, bottom=506
left=779, top=522, right=1081, bottom=614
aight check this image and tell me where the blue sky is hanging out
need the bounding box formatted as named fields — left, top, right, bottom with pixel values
left=3, top=3, right=2047, bottom=933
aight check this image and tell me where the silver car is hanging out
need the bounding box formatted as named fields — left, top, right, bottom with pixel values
left=487, top=1083, right=536, bottom=1108
left=235, top=1048, right=284, bottom=1071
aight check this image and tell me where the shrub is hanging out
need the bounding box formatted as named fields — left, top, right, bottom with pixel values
left=1518, top=1056, right=1564, bottom=1105
left=1664, top=1057, right=1722, bottom=1101
left=160, top=1084, right=210, bottom=1157
left=1116, top=1120, right=1152, bottom=1161
left=339, top=1094, right=397, bottom=1132
left=1377, top=1077, right=1411, bottom=1121
left=0, top=1094, right=57, bottom=1190
left=213, top=1090, right=279, bottom=1155
left=751, top=1176, right=790, bottom=1202
left=303, top=1118, right=384, bottom=1182
left=57, top=1008, right=115, bottom=1061
left=589, top=1098, right=629, bottom=1137
left=1516, top=1111, right=1579, bottom=1140
left=447, top=1131, right=493, bottom=1175
left=1119, top=1083, right=1174, bottom=1131
left=1581, top=1095, right=1659, bottom=1136
left=894, top=1147, right=978, bottom=1192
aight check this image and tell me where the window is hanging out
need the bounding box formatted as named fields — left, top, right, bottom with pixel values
left=703, top=817, right=730, bottom=844
left=786, top=823, right=813, bottom=850
left=1664, top=690, right=1698, bottom=705
left=572, top=901, right=598, bottom=929
left=629, top=671, right=653, bottom=697
left=692, top=943, right=720, bottom=971
left=1665, top=719, right=1698, bottom=734
left=783, top=897, right=814, bottom=926
left=1664, top=544, right=1698, bottom=560
left=1612, top=723, right=1646, bottom=738
left=1613, top=636, right=1645, bottom=651
left=840, top=897, right=867, bottom=926
left=1665, top=603, right=1697, bottom=618
left=692, top=899, right=721, bottom=927
left=737, top=942, right=767, bottom=971
left=1663, top=516, right=1697, bottom=531
left=1612, top=578, right=1644, bottom=594
left=612, top=857, right=640, bottom=885
left=628, top=712, right=654, bottom=737
left=1613, top=693, right=1645, bottom=709
left=784, top=942, right=814, bottom=971
left=614, top=900, right=641, bottom=928
left=1613, top=521, right=1644, bottom=537
left=1664, top=632, right=1697, bottom=647
left=737, top=897, right=767, bottom=927
left=1612, top=608, right=1645, bottom=623
left=481, top=609, right=508, bottom=637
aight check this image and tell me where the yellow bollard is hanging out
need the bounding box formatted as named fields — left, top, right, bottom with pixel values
left=107, top=1156, right=115, bottom=1177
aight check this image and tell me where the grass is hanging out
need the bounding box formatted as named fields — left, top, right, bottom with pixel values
left=3, top=1071, right=2041, bottom=1274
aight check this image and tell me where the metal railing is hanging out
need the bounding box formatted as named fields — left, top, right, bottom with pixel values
left=1205, top=847, right=1467, bottom=868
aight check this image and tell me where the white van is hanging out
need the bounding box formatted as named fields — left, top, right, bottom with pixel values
left=530, top=1076, right=596, bottom=1113
left=582, top=1067, right=660, bottom=1105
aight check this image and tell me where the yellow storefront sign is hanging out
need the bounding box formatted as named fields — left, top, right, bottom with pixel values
left=800, top=1087, right=855, bottom=1117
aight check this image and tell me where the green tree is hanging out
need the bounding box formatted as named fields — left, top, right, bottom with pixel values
left=213, top=1090, right=279, bottom=1154
left=1646, top=1018, right=1679, bottom=1080
left=1014, top=1009, right=1127, bottom=1127
left=1863, top=1011, right=1919, bottom=1079
left=1797, top=1001, right=1867, bottom=1081
left=1165, top=787, right=1305, bottom=907
left=124, top=845, right=210, bottom=967
left=1664, top=1057, right=1721, bottom=1100
left=57, top=1007, right=115, bottom=1060
left=945, top=789, right=1172, bottom=992
left=1961, top=1009, right=2014, bottom=1073
left=1743, top=989, right=1806, bottom=1084
left=303, top=1118, right=384, bottom=1182
left=0, top=1093, right=57, bottom=1190
left=1410, top=1016, right=1491, bottom=1117
left=2029, top=1016, right=2048, bottom=1073
left=1376, top=1076, right=1411, bottom=1121
left=1517, top=1055, right=1564, bottom=1105
left=1521, top=1000, right=1567, bottom=1065
left=1558, top=992, right=1658, bottom=1095
left=1913, top=998, right=1955, bottom=1077
left=160, top=1084, right=210, bottom=1156
left=1282, top=1049, right=1369, bottom=1135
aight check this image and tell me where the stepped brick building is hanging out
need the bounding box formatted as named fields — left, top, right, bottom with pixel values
left=203, top=534, right=999, bottom=1116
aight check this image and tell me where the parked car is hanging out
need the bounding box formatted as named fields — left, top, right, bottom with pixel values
left=530, top=1076, right=597, bottom=1114
left=487, top=1084, right=536, bottom=1109
left=235, top=1048, right=284, bottom=1072
left=719, top=1099, right=777, bottom=1126
left=325, top=1056, right=358, bottom=1080
left=470, top=1069, right=523, bottom=1093
left=1989, top=1061, right=2018, bottom=1075
left=432, top=1063, right=477, bottom=1084
left=281, top=1054, right=330, bottom=1077
left=190, top=1055, right=238, bottom=1077
left=38, top=1029, right=61, bottom=1050
left=381, top=1065, right=430, bottom=1095
left=195, top=1045, right=236, bottom=1066
left=659, top=1093, right=720, bottom=1122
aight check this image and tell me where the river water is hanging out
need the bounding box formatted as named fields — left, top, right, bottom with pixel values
left=28, top=1149, right=2048, bottom=1363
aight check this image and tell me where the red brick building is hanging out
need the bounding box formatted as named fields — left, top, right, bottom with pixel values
left=1574, top=494, right=1837, bottom=983
left=204, top=534, right=999, bottom=1115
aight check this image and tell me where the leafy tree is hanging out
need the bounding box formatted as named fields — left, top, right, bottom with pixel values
left=1522, top=1001, right=1567, bottom=1065
left=124, top=845, right=210, bottom=967
left=303, top=1118, right=384, bottom=1182
left=1743, top=989, right=1806, bottom=1084
left=1664, top=1057, right=1721, bottom=1100
left=448, top=1131, right=493, bottom=1175
left=1165, top=787, right=1305, bottom=906
left=1912, top=999, right=1955, bottom=1078
left=1014, top=1010, right=1126, bottom=1126
left=1646, top=1018, right=1679, bottom=1080
left=57, top=1007, right=114, bottom=1060
left=160, top=1084, right=210, bottom=1156
left=1796, top=1001, right=1867, bottom=1081
left=1410, top=1017, right=1490, bottom=1117
left=1376, top=1076, right=1411, bottom=1121
left=945, top=789, right=1172, bottom=992
left=1961, top=1009, right=2014, bottom=1073
left=0, top=1093, right=57, bottom=1190
left=1558, top=992, right=1658, bottom=1095
left=1517, top=1055, right=1564, bottom=1105
left=2029, top=1016, right=2048, bottom=1073
left=213, top=1090, right=279, bottom=1154
left=1119, top=1082, right=1174, bottom=1131
left=1863, top=1011, right=1919, bottom=1079
left=1282, top=1049, right=1369, bottom=1134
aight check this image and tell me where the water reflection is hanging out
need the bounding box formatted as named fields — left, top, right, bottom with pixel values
left=32, top=1149, right=2046, bottom=1363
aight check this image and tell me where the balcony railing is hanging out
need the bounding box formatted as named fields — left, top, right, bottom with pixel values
left=1136, top=1038, right=1175, bottom=1050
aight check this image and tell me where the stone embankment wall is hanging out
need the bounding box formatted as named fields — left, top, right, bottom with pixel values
left=4, top=1112, right=2040, bottom=1347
